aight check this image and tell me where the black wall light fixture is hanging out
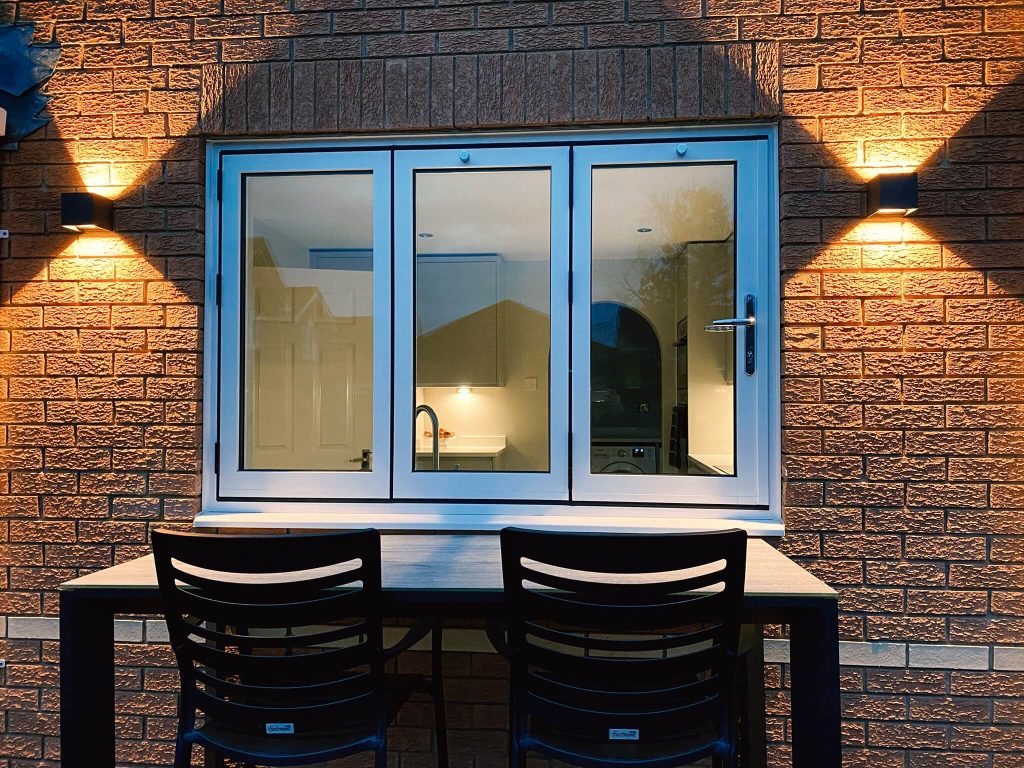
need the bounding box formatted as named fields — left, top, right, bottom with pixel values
left=61, top=192, right=113, bottom=232
left=867, top=172, right=919, bottom=217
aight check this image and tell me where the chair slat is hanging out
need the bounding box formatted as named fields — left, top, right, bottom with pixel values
left=519, top=588, right=727, bottom=632
left=528, top=668, right=721, bottom=704
left=519, top=733, right=722, bottom=768
left=193, top=664, right=373, bottom=701
left=159, top=530, right=378, bottom=575
left=523, top=641, right=724, bottom=685
left=185, top=633, right=374, bottom=679
left=524, top=619, right=723, bottom=654
left=507, top=529, right=745, bottom=575
left=185, top=618, right=369, bottom=651
left=192, top=687, right=378, bottom=733
left=524, top=690, right=721, bottom=738
left=519, top=563, right=727, bottom=599
left=174, top=583, right=372, bottom=629
left=171, top=564, right=366, bottom=602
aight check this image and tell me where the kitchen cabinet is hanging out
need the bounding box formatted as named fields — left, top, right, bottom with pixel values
left=415, top=255, right=502, bottom=386
left=415, top=456, right=495, bottom=471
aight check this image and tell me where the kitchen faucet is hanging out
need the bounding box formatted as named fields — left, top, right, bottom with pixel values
left=414, top=404, right=440, bottom=471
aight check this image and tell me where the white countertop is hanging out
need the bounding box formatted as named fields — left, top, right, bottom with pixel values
left=688, top=453, right=734, bottom=475
left=415, top=435, right=506, bottom=458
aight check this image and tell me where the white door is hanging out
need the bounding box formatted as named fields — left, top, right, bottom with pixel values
left=571, top=139, right=775, bottom=507
left=217, top=152, right=392, bottom=500
left=392, top=146, right=571, bottom=502
left=246, top=261, right=373, bottom=470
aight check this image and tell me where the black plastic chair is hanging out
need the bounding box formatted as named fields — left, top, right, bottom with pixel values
left=152, top=528, right=448, bottom=768
left=492, top=527, right=748, bottom=768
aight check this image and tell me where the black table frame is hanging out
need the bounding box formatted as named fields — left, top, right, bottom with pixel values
left=60, top=586, right=840, bottom=768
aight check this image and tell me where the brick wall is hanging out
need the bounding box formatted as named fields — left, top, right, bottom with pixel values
left=0, top=0, right=1023, bottom=766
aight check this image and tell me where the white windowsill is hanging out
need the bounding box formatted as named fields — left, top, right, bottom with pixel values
left=193, top=505, right=785, bottom=536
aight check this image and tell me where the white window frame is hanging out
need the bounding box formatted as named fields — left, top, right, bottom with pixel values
left=200, top=126, right=781, bottom=534
left=571, top=140, right=772, bottom=507
left=214, top=150, right=393, bottom=500
left=392, top=146, right=571, bottom=502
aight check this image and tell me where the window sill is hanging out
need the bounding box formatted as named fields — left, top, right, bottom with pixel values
left=193, top=504, right=784, bottom=536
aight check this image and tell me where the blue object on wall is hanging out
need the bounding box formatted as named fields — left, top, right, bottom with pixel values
left=0, top=23, right=60, bottom=149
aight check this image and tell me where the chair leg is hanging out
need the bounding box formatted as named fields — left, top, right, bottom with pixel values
left=510, top=739, right=526, bottom=768
left=173, top=738, right=192, bottom=768
left=376, top=744, right=389, bottom=768
left=432, top=622, right=449, bottom=768
left=202, top=747, right=226, bottom=768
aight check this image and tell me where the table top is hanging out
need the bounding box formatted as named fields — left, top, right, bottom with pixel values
left=60, top=534, right=835, bottom=600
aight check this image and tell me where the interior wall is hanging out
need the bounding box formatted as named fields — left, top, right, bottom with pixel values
left=685, top=242, right=736, bottom=472
left=418, top=298, right=550, bottom=472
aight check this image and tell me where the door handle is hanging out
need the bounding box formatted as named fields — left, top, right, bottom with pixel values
left=704, top=294, right=756, bottom=376
left=348, top=448, right=372, bottom=470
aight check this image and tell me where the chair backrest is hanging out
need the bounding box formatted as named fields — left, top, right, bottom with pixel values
left=151, top=528, right=385, bottom=741
left=499, top=527, right=747, bottom=767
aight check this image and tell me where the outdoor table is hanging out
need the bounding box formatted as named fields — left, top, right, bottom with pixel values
left=59, top=533, right=839, bottom=768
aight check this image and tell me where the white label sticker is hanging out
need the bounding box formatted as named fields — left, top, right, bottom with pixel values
left=266, top=723, right=295, bottom=735
left=609, top=728, right=639, bottom=741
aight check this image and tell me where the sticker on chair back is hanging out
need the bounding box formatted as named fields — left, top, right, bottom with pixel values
left=609, top=729, right=639, bottom=741
left=266, top=723, right=295, bottom=735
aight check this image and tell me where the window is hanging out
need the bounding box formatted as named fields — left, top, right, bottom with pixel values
left=571, top=141, right=771, bottom=507
left=392, top=147, right=570, bottom=502
left=203, top=128, right=780, bottom=531
left=215, top=151, right=392, bottom=500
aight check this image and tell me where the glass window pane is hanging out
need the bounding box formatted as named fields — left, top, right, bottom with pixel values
left=242, top=173, right=374, bottom=471
left=413, top=169, right=551, bottom=473
left=590, top=164, right=736, bottom=477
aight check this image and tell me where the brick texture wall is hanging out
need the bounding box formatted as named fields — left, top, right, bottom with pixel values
left=0, top=0, right=1023, bottom=766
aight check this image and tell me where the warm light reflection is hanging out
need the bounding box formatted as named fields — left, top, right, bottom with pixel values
left=12, top=232, right=191, bottom=302
left=52, top=116, right=170, bottom=199
left=105, top=161, right=164, bottom=199
left=75, top=164, right=112, bottom=191
left=60, top=233, right=138, bottom=258
left=835, top=219, right=932, bottom=245
left=847, top=165, right=919, bottom=183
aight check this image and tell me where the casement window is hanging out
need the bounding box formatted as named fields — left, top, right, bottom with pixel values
left=202, top=127, right=780, bottom=532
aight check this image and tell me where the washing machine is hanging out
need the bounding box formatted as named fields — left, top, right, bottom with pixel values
left=590, top=444, right=659, bottom=474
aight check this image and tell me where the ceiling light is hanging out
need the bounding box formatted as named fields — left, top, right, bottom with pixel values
left=418, top=232, right=433, bottom=238
left=637, top=227, right=652, bottom=233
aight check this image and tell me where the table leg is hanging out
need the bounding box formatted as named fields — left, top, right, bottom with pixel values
left=60, top=590, right=115, bottom=768
left=788, top=599, right=840, bottom=768
left=740, top=624, right=767, bottom=768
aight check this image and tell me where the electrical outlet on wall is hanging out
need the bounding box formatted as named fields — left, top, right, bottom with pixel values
left=524, top=377, right=538, bottom=392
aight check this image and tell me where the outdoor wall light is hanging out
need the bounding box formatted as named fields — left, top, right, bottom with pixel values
left=867, top=172, right=918, bottom=216
left=61, top=192, right=113, bottom=232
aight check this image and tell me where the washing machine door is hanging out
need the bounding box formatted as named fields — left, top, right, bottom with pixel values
left=599, top=461, right=645, bottom=474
